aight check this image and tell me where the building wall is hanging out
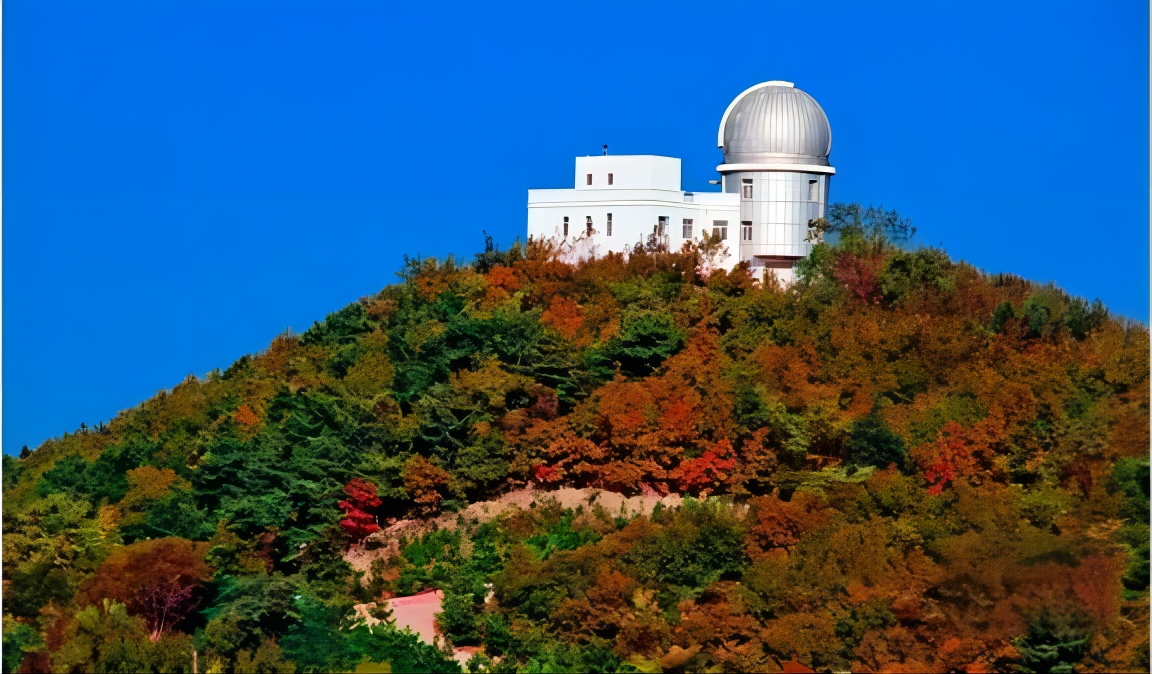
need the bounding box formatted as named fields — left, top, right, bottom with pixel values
left=528, top=154, right=834, bottom=284
left=527, top=189, right=739, bottom=264
left=574, top=155, right=681, bottom=191
left=722, top=171, right=830, bottom=261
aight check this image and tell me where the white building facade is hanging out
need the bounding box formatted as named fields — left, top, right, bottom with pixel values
left=527, top=81, right=835, bottom=284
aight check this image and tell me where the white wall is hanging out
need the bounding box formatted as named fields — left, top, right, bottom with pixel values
left=527, top=184, right=739, bottom=266
left=573, top=155, right=681, bottom=191
left=530, top=155, right=820, bottom=273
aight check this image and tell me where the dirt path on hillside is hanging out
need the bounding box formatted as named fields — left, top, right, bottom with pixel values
left=345, top=485, right=683, bottom=576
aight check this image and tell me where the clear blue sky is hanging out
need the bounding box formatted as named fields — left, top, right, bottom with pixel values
left=4, top=0, right=1148, bottom=455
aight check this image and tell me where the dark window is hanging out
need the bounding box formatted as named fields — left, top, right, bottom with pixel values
left=608, top=173, right=614, bottom=185
left=713, top=220, right=728, bottom=241
left=563, top=217, right=569, bottom=237
left=586, top=174, right=593, bottom=186
left=586, top=216, right=593, bottom=235
left=741, top=179, right=753, bottom=199
left=741, top=221, right=753, bottom=241
left=808, top=179, right=818, bottom=200
left=607, top=213, right=613, bottom=236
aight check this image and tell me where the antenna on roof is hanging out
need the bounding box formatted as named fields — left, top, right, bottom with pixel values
left=603, top=144, right=608, bottom=156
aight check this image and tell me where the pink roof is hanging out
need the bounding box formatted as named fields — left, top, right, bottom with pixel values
left=386, top=589, right=444, bottom=645
left=389, top=589, right=443, bottom=607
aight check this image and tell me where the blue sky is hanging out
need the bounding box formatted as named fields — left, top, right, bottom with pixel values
left=4, top=0, right=1148, bottom=454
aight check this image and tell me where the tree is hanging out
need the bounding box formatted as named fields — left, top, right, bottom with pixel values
left=1013, top=610, right=1092, bottom=674
left=403, top=455, right=453, bottom=513
left=811, top=203, right=916, bottom=250
left=989, top=300, right=1014, bottom=334
left=915, top=421, right=978, bottom=495
left=78, top=538, right=211, bottom=641
left=744, top=493, right=831, bottom=560
left=541, top=295, right=585, bottom=341
left=339, top=478, right=383, bottom=543
left=843, top=415, right=907, bottom=471
left=52, top=600, right=195, bottom=673
left=117, top=466, right=190, bottom=529
left=2, top=618, right=42, bottom=674
left=1063, top=296, right=1107, bottom=340
left=599, top=311, right=685, bottom=377
left=671, top=439, right=737, bottom=495
left=3, top=223, right=1150, bottom=673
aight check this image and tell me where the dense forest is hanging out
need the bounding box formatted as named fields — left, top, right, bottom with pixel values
left=3, top=204, right=1148, bottom=673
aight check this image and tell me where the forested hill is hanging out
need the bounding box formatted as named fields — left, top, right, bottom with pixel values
left=4, top=205, right=1149, bottom=673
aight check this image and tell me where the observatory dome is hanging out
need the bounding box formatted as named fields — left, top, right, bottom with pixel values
left=718, top=81, right=831, bottom=166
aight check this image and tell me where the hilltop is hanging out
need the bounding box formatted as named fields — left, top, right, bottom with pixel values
left=3, top=205, right=1148, bottom=673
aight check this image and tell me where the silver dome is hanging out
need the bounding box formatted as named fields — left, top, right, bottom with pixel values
left=718, top=81, right=831, bottom=165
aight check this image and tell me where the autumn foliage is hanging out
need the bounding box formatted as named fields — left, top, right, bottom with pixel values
left=338, top=478, right=382, bottom=541
left=4, top=207, right=1148, bottom=673
left=77, top=538, right=211, bottom=641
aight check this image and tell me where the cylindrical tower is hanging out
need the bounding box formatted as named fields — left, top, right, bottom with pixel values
left=717, top=81, right=834, bottom=282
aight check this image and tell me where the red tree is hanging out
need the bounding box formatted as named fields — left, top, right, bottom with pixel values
left=916, top=421, right=978, bottom=495
left=833, top=253, right=882, bottom=304
left=339, top=478, right=383, bottom=542
left=671, top=439, right=737, bottom=495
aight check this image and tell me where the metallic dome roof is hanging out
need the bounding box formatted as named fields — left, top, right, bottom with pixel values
left=718, top=81, right=831, bottom=166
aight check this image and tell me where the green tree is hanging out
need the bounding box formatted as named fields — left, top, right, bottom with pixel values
left=1013, top=610, right=1092, bottom=674
left=844, top=415, right=907, bottom=471
left=2, top=618, right=42, bottom=674
left=597, top=311, right=685, bottom=377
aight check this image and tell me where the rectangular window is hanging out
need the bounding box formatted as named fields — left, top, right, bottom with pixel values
left=741, top=179, right=753, bottom=199
left=713, top=220, right=728, bottom=240
left=657, top=216, right=668, bottom=236
left=563, top=216, right=569, bottom=237
left=586, top=174, right=593, bottom=186
left=808, top=179, right=818, bottom=200
left=607, top=213, right=612, bottom=236
left=741, top=221, right=753, bottom=241
left=682, top=218, right=693, bottom=238
left=608, top=173, right=614, bottom=185
left=586, top=215, right=593, bottom=235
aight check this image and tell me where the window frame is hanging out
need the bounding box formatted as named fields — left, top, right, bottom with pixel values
left=712, top=220, right=728, bottom=241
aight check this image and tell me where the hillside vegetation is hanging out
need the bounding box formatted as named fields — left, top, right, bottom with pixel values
left=3, top=205, right=1149, bottom=673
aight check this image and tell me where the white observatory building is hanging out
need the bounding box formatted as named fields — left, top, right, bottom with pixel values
left=527, top=81, right=835, bottom=284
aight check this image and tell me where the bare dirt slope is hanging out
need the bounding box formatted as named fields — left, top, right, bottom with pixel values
left=345, top=485, right=683, bottom=575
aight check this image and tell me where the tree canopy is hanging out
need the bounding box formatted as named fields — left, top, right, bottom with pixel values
left=3, top=205, right=1148, bottom=673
